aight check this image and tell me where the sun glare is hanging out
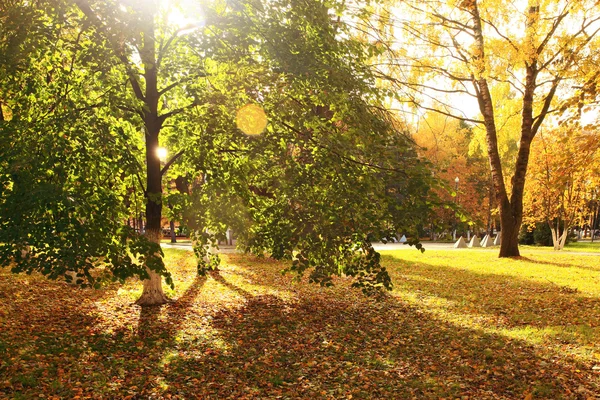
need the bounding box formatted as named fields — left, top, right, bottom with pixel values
left=165, top=0, right=205, bottom=32
left=156, top=147, right=168, bottom=161
left=236, top=104, right=268, bottom=135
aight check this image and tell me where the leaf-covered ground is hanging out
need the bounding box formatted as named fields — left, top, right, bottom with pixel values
left=1, top=248, right=599, bottom=399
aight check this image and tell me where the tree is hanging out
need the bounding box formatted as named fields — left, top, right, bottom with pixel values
left=523, top=126, right=600, bottom=250
left=0, top=0, right=168, bottom=288
left=380, top=0, right=600, bottom=256
left=168, top=0, right=437, bottom=292
left=413, top=112, right=491, bottom=237
left=1, top=0, right=438, bottom=303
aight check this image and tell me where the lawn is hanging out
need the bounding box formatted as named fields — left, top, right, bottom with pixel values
left=1, top=248, right=599, bottom=399
left=563, top=241, right=600, bottom=253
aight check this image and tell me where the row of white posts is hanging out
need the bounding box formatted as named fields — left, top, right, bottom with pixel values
left=454, top=232, right=501, bottom=248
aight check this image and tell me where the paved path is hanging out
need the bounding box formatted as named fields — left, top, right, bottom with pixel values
left=161, top=241, right=455, bottom=253
left=161, top=242, right=239, bottom=253
left=373, top=242, right=454, bottom=251
left=161, top=241, right=600, bottom=256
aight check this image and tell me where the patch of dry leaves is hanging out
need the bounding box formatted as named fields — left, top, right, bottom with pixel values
left=0, top=250, right=598, bottom=399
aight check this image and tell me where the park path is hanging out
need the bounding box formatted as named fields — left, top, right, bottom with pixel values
left=161, top=241, right=600, bottom=256
left=160, top=241, right=455, bottom=252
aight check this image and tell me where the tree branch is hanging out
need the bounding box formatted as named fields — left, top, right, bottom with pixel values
left=74, top=0, right=145, bottom=102
left=276, top=119, right=410, bottom=176
left=158, top=102, right=197, bottom=124
left=532, top=78, right=560, bottom=136
left=161, top=149, right=185, bottom=176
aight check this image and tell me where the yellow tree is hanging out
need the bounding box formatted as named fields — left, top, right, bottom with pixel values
left=524, top=127, right=600, bottom=250
left=381, top=0, right=600, bottom=256
left=413, top=111, right=490, bottom=236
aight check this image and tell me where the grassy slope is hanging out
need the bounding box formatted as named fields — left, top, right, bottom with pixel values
left=1, top=248, right=599, bottom=399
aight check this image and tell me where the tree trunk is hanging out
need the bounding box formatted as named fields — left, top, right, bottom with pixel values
left=136, top=118, right=167, bottom=306
left=549, top=225, right=559, bottom=251
left=498, top=198, right=521, bottom=257
left=558, top=228, right=568, bottom=250
left=136, top=122, right=166, bottom=306
left=135, top=228, right=168, bottom=306
left=135, top=12, right=168, bottom=306
left=138, top=268, right=167, bottom=303
left=170, top=220, right=176, bottom=243
left=466, top=1, right=558, bottom=258
left=486, top=173, right=494, bottom=236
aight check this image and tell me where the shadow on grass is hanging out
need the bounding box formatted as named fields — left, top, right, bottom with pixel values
left=516, top=255, right=599, bottom=271
left=209, top=270, right=253, bottom=300
left=0, top=271, right=117, bottom=397
left=155, top=255, right=598, bottom=398
left=163, top=283, right=597, bottom=399
left=137, top=275, right=207, bottom=340
left=3, top=255, right=600, bottom=399
left=382, top=254, right=600, bottom=330
left=0, top=269, right=209, bottom=398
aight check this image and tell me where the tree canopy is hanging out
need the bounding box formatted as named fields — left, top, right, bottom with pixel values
left=0, top=0, right=438, bottom=303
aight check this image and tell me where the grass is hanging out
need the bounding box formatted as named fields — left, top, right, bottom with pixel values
left=382, top=249, right=600, bottom=358
left=563, top=241, right=600, bottom=253
left=1, top=248, right=599, bottom=399
left=160, top=238, right=192, bottom=244
left=509, top=240, right=600, bottom=253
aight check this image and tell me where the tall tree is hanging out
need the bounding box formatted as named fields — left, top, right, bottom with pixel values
left=168, top=0, right=437, bottom=292
left=378, top=0, right=600, bottom=256
left=70, top=0, right=218, bottom=304
left=0, top=0, right=169, bottom=289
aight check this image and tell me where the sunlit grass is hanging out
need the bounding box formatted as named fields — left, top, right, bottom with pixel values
left=382, top=249, right=600, bottom=364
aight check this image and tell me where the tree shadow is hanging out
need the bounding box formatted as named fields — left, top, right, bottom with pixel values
left=0, top=270, right=119, bottom=397
left=1, top=268, right=213, bottom=398
left=516, top=256, right=600, bottom=271
left=383, top=255, right=600, bottom=330
left=162, top=279, right=598, bottom=399
left=4, top=255, right=600, bottom=399
left=0, top=270, right=116, bottom=339
left=137, top=275, right=207, bottom=340
left=208, top=270, right=253, bottom=300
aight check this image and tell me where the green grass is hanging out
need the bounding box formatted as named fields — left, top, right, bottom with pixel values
left=563, top=241, right=600, bottom=253
left=1, top=248, right=599, bottom=398
left=513, top=240, right=600, bottom=253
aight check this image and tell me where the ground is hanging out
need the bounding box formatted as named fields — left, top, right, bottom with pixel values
left=1, top=247, right=599, bottom=399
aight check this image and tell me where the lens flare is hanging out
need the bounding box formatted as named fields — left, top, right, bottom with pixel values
left=236, top=104, right=267, bottom=135
left=156, top=147, right=168, bottom=161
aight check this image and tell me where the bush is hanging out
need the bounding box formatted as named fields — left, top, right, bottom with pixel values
left=533, top=223, right=553, bottom=246
left=519, top=225, right=534, bottom=245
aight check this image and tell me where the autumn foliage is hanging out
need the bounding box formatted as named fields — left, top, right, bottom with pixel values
left=524, top=126, right=600, bottom=249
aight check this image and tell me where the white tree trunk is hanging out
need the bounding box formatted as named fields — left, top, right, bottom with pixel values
left=557, top=228, right=569, bottom=250
left=550, top=225, right=569, bottom=251
left=135, top=229, right=168, bottom=306
left=550, top=226, right=560, bottom=250
left=136, top=268, right=168, bottom=306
